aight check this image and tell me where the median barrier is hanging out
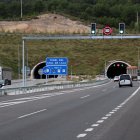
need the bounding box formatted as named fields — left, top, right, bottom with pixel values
left=0, top=79, right=110, bottom=96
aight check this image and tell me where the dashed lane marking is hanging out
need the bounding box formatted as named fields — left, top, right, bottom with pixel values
left=117, top=105, right=122, bottom=108
left=80, top=95, right=90, bottom=99
left=97, top=120, right=104, bottom=123
left=112, top=109, right=118, bottom=112
left=101, top=117, right=108, bottom=120
left=85, top=128, right=94, bottom=132
left=105, top=114, right=112, bottom=117
left=76, top=86, right=140, bottom=139
left=77, top=133, right=87, bottom=138
left=109, top=111, right=115, bottom=114
left=92, top=124, right=99, bottom=127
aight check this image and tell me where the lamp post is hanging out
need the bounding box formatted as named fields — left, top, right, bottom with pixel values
left=18, top=45, right=21, bottom=79
left=22, top=39, right=25, bottom=87
left=20, top=0, right=23, bottom=20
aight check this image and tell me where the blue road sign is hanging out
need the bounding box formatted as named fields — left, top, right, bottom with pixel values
left=43, top=66, right=68, bottom=75
left=43, top=57, right=68, bottom=75
left=46, top=57, right=68, bottom=66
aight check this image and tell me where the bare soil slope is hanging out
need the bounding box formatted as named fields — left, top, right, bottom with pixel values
left=0, top=14, right=89, bottom=34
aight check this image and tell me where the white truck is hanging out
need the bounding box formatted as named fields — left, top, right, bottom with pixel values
left=0, top=67, right=12, bottom=86
left=127, top=66, right=138, bottom=81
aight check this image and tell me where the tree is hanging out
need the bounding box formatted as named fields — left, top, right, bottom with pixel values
left=34, top=0, right=45, bottom=13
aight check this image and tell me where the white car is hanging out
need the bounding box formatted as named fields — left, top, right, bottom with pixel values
left=119, top=74, right=133, bottom=87
left=113, top=76, right=119, bottom=82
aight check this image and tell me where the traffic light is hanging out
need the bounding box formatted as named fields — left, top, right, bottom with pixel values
left=91, top=23, right=96, bottom=35
left=117, top=63, right=120, bottom=67
left=121, top=64, right=124, bottom=67
left=119, top=23, right=125, bottom=34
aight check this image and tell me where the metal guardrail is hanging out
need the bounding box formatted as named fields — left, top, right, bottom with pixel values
left=23, top=35, right=140, bottom=40
left=0, top=79, right=110, bottom=96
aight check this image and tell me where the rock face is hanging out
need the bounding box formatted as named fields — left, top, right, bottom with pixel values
left=0, top=14, right=90, bottom=34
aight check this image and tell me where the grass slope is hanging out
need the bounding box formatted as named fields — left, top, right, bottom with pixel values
left=0, top=34, right=140, bottom=79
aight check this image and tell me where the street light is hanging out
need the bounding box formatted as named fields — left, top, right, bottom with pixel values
left=20, top=0, right=23, bottom=20
left=18, top=45, right=21, bottom=79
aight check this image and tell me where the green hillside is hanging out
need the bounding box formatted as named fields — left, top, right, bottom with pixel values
left=0, top=0, right=139, bottom=31
left=0, top=33, right=140, bottom=79
left=0, top=1, right=139, bottom=79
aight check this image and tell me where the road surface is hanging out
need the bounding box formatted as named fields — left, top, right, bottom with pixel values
left=0, top=81, right=140, bottom=140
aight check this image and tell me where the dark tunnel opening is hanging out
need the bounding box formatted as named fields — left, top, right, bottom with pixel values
left=33, top=61, right=129, bottom=79
left=33, top=63, right=58, bottom=79
left=107, top=62, right=128, bottom=79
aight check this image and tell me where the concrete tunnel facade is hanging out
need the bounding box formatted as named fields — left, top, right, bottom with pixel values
left=31, top=60, right=131, bottom=79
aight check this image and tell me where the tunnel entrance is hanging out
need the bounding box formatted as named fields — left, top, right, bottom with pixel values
left=106, top=61, right=130, bottom=79
left=32, top=61, right=131, bottom=79
left=31, top=61, right=58, bottom=79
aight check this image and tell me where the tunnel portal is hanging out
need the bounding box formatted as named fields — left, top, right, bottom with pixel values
left=106, top=61, right=131, bottom=79
left=31, top=61, right=131, bottom=79
left=31, top=61, right=58, bottom=79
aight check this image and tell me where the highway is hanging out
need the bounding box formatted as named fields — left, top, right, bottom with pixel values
left=0, top=80, right=140, bottom=140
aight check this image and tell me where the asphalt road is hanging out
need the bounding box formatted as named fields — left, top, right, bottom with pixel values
left=0, top=80, right=140, bottom=140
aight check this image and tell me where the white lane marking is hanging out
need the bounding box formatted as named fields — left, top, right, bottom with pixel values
left=76, top=86, right=140, bottom=139
left=105, top=114, right=112, bottom=117
left=97, top=120, right=104, bottom=123
left=18, top=109, right=47, bottom=119
left=85, top=128, right=94, bottom=132
left=0, top=93, right=65, bottom=108
left=80, top=95, right=90, bottom=99
left=77, top=133, right=87, bottom=138
left=101, top=117, right=108, bottom=120
left=92, top=124, right=99, bottom=127
left=1, top=80, right=112, bottom=109
left=109, top=111, right=115, bottom=114
left=0, top=101, right=29, bottom=108
left=112, top=109, right=117, bottom=112
left=117, top=105, right=122, bottom=108
left=120, top=102, right=126, bottom=106
left=0, top=81, right=110, bottom=108
left=0, top=93, right=63, bottom=104
left=115, top=107, right=120, bottom=110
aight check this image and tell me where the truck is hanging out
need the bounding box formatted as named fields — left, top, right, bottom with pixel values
left=0, top=66, right=12, bottom=86
left=126, top=66, right=138, bottom=81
